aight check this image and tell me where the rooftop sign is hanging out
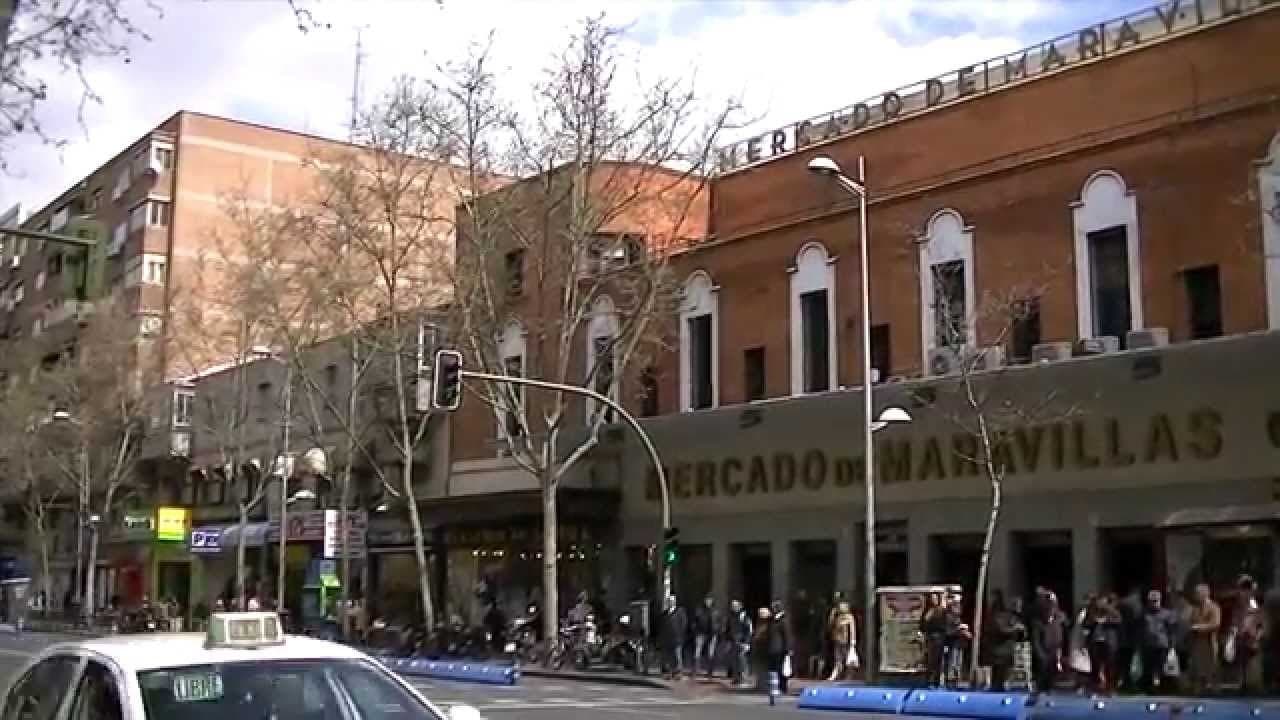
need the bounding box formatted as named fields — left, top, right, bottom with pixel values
left=715, top=0, right=1272, bottom=174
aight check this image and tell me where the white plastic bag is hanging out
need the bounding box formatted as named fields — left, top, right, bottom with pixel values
left=847, top=645, right=860, bottom=669
left=1163, top=648, right=1181, bottom=677
left=782, top=654, right=793, bottom=678
left=1223, top=628, right=1238, bottom=664
left=1069, top=647, right=1091, bottom=674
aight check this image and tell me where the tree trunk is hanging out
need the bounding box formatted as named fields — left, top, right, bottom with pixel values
left=36, top=514, right=52, bottom=613
left=969, top=470, right=1003, bottom=684
left=236, top=506, right=250, bottom=607
left=339, top=466, right=352, bottom=640
left=540, top=475, right=558, bottom=654
left=82, top=523, right=100, bottom=624
left=405, top=482, right=436, bottom=631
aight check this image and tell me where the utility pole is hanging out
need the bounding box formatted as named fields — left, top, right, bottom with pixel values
left=348, top=25, right=369, bottom=141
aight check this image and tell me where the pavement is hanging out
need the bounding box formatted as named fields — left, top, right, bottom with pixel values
left=0, top=630, right=869, bottom=720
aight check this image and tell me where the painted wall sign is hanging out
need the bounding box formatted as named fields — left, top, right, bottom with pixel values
left=715, top=0, right=1273, bottom=174
left=642, top=408, right=1243, bottom=502
left=156, top=507, right=190, bottom=542
left=189, top=527, right=223, bottom=554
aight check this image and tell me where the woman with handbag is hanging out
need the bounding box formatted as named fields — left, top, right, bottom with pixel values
left=826, top=601, right=858, bottom=681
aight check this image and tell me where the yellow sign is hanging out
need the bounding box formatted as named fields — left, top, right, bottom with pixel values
left=156, top=507, right=190, bottom=542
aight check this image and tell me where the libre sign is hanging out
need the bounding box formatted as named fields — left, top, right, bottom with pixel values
left=715, top=0, right=1273, bottom=174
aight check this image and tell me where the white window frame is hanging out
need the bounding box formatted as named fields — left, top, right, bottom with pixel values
left=496, top=321, right=527, bottom=449
left=148, top=199, right=171, bottom=227
left=34, top=270, right=45, bottom=291
left=112, top=167, right=131, bottom=201
left=788, top=242, right=838, bottom=395
left=144, top=256, right=167, bottom=285
left=172, top=389, right=194, bottom=427
left=919, top=208, right=977, bottom=369
left=151, top=143, right=175, bottom=172
left=13, top=282, right=23, bottom=305
left=585, top=295, right=620, bottom=421
left=1071, top=169, right=1144, bottom=339
left=32, top=316, right=43, bottom=336
left=679, top=270, right=719, bottom=411
left=1258, top=132, right=1280, bottom=330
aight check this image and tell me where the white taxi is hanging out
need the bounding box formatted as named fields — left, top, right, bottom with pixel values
left=1, top=612, right=481, bottom=720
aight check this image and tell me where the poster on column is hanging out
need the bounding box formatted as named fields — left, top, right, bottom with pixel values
left=876, top=584, right=961, bottom=675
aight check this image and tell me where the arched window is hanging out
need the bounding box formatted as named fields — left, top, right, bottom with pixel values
left=919, top=208, right=976, bottom=370
left=497, top=321, right=526, bottom=443
left=1259, top=132, right=1280, bottom=330
left=679, top=271, right=719, bottom=411
left=585, top=296, right=619, bottom=422
left=789, top=242, right=837, bottom=395
left=1072, top=170, right=1144, bottom=341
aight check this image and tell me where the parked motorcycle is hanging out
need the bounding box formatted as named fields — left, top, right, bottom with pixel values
left=601, top=612, right=644, bottom=672
left=504, top=608, right=541, bottom=664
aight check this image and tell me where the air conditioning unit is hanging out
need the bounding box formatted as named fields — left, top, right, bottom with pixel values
left=1126, top=327, right=1169, bottom=349
left=928, top=347, right=963, bottom=376
left=969, top=345, right=1006, bottom=371
left=1076, top=336, right=1121, bottom=356
left=1031, top=341, right=1072, bottom=364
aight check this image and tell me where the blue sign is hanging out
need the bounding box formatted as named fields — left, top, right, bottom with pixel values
left=189, top=527, right=223, bottom=554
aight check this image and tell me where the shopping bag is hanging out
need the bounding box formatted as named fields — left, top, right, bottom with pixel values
left=1069, top=647, right=1091, bottom=674
left=782, top=654, right=793, bottom=678
left=846, top=645, right=860, bottom=669
left=1223, top=628, right=1237, bottom=664
left=1163, top=648, right=1181, bottom=677
left=1129, top=651, right=1143, bottom=682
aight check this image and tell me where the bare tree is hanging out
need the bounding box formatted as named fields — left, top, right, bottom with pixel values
left=436, top=19, right=738, bottom=644
left=915, top=265, right=1082, bottom=684
left=39, top=297, right=160, bottom=621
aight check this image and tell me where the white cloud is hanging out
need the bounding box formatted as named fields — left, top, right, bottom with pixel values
left=0, top=0, right=1114, bottom=217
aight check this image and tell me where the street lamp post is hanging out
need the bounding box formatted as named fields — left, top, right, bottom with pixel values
left=807, top=155, right=912, bottom=679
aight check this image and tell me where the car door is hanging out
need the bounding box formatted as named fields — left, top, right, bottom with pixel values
left=65, top=660, right=125, bottom=720
left=1, top=655, right=82, bottom=720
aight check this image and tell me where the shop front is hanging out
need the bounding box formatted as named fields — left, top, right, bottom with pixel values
left=366, top=521, right=440, bottom=625
left=99, top=506, right=191, bottom=609
left=609, top=332, right=1280, bottom=621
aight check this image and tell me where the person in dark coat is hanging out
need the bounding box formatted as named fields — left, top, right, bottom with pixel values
left=1031, top=591, right=1067, bottom=695
left=919, top=592, right=948, bottom=688
left=1084, top=594, right=1122, bottom=694
left=1115, top=588, right=1143, bottom=691
left=723, top=599, right=753, bottom=685
left=766, top=600, right=792, bottom=693
left=692, top=595, right=720, bottom=677
left=659, top=596, right=688, bottom=678
left=989, top=592, right=1026, bottom=692
left=1137, top=589, right=1178, bottom=693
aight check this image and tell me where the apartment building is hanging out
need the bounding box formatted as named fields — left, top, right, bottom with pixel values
left=447, top=0, right=1280, bottom=624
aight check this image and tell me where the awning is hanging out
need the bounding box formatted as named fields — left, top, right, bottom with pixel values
left=1157, top=503, right=1280, bottom=528
left=218, top=522, right=271, bottom=549
left=416, top=488, right=619, bottom=526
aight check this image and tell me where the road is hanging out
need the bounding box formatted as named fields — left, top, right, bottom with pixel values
left=0, top=630, right=890, bottom=720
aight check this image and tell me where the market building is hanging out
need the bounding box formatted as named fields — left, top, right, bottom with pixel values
left=441, top=0, right=1280, bottom=627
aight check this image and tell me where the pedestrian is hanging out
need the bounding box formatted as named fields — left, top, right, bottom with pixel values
left=659, top=596, right=688, bottom=679
left=919, top=592, right=948, bottom=688
left=753, top=607, right=771, bottom=690
left=692, top=594, right=719, bottom=678
left=1186, top=583, right=1221, bottom=695
left=766, top=600, right=792, bottom=694
left=1116, top=588, right=1143, bottom=691
left=1083, top=594, right=1121, bottom=694
left=724, top=599, right=753, bottom=686
left=1137, top=589, right=1178, bottom=693
left=826, top=600, right=858, bottom=681
left=1227, top=575, right=1262, bottom=695
left=989, top=593, right=1025, bottom=692
left=1031, top=591, right=1067, bottom=696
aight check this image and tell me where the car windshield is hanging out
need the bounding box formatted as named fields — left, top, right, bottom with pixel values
left=137, top=659, right=438, bottom=720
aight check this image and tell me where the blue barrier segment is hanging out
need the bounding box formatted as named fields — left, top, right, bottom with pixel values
left=1160, top=700, right=1278, bottom=719
left=798, top=686, right=911, bottom=714
left=376, top=656, right=519, bottom=685
left=902, top=689, right=1031, bottom=720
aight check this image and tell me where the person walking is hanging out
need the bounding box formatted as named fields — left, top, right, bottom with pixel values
left=826, top=600, right=858, bottom=681
left=989, top=593, right=1026, bottom=692
left=724, top=599, right=753, bottom=686
left=1137, top=590, right=1179, bottom=693
left=1227, top=575, right=1262, bottom=695
left=692, top=595, right=719, bottom=678
left=1031, top=592, right=1068, bottom=696
left=920, top=592, right=948, bottom=688
left=766, top=600, right=792, bottom=694
left=659, top=596, right=688, bottom=679
left=1186, top=583, right=1222, bottom=696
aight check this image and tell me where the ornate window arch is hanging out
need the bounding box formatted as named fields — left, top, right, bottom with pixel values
left=680, top=271, right=719, bottom=411
left=585, top=296, right=620, bottom=421
left=919, top=208, right=976, bottom=371
left=789, top=241, right=837, bottom=395
left=496, top=321, right=527, bottom=445
left=1071, top=169, right=1144, bottom=340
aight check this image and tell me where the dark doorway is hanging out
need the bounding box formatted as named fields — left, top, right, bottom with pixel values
left=675, top=544, right=712, bottom=610
left=878, top=551, right=909, bottom=587
left=732, top=543, right=772, bottom=614
left=930, top=534, right=982, bottom=619
left=1015, top=531, right=1075, bottom=615
left=1102, top=529, right=1157, bottom=597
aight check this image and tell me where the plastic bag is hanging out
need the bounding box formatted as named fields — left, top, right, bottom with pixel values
left=1223, top=628, right=1237, bottom=664
left=847, top=645, right=860, bottom=669
left=1129, top=651, right=1143, bottom=682
left=782, top=654, right=793, bottom=678
left=1163, top=648, right=1181, bottom=677
left=1069, top=647, right=1091, bottom=674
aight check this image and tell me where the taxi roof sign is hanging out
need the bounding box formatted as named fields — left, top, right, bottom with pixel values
left=205, top=611, right=284, bottom=649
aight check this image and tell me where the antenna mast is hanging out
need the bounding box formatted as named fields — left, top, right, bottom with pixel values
left=349, top=25, right=369, bottom=140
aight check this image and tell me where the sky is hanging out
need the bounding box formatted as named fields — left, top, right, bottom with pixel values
left=0, top=0, right=1155, bottom=217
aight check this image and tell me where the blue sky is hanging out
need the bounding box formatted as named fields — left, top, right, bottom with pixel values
left=1, top=0, right=1155, bottom=216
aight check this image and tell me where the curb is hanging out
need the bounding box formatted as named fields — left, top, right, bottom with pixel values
left=518, top=666, right=674, bottom=690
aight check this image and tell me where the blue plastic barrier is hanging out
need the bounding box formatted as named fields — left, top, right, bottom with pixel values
left=1032, top=696, right=1170, bottom=720
left=376, top=656, right=519, bottom=685
left=902, top=689, right=1031, bottom=720
left=1159, top=700, right=1277, bottom=719
left=798, top=685, right=911, bottom=714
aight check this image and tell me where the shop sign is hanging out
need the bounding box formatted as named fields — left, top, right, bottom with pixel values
left=715, top=0, right=1267, bottom=173
left=111, top=512, right=155, bottom=542
left=156, top=507, right=190, bottom=542
left=644, top=408, right=1239, bottom=501
left=321, top=510, right=367, bottom=559
left=189, top=527, right=222, bottom=554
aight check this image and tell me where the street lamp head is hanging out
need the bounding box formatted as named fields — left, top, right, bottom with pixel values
left=287, top=489, right=317, bottom=504
left=374, top=502, right=389, bottom=513
left=807, top=155, right=842, bottom=176
left=876, top=406, right=913, bottom=425
left=52, top=409, right=73, bottom=422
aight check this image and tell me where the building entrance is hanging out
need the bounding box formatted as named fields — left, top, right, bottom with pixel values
left=731, top=542, right=772, bottom=613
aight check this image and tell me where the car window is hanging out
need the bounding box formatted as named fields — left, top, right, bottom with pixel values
left=68, top=661, right=123, bottom=720
left=332, top=663, right=423, bottom=720
left=2, top=656, right=80, bottom=720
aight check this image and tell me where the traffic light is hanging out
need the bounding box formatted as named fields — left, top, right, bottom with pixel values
left=431, top=349, right=464, bottom=411
left=662, top=527, right=680, bottom=567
